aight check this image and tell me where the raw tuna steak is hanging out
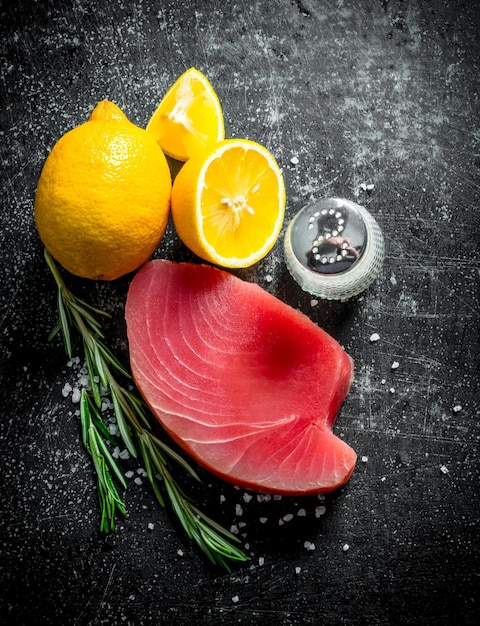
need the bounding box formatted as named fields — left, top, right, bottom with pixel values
left=126, top=260, right=356, bottom=494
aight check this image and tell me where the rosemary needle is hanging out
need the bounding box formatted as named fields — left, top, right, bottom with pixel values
left=44, top=248, right=248, bottom=570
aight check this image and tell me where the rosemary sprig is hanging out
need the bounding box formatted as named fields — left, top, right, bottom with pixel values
left=44, top=248, right=248, bottom=569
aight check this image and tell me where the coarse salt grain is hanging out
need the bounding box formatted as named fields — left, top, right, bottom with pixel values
left=295, top=566, right=301, bottom=574
left=297, top=508, right=307, bottom=517
left=391, top=361, right=400, bottom=369
left=232, top=595, right=239, bottom=603
left=440, top=465, right=449, bottom=474
left=147, top=522, right=154, bottom=531
left=258, top=556, right=265, bottom=566
left=243, top=493, right=253, bottom=503
left=360, top=182, right=375, bottom=191
left=304, top=540, right=316, bottom=551
left=283, top=513, right=294, bottom=522
left=315, top=505, right=326, bottom=518
left=370, top=333, right=380, bottom=342
left=310, top=299, right=318, bottom=308
left=361, top=455, right=368, bottom=463
left=342, top=543, right=350, bottom=551
left=453, top=405, right=462, bottom=413
left=290, top=156, right=299, bottom=165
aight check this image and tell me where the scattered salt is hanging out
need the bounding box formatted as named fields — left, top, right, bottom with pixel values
left=177, top=549, right=184, bottom=556
left=119, top=449, right=131, bottom=460
left=125, top=471, right=134, bottom=479
left=282, top=513, right=294, bottom=522
left=360, top=182, right=374, bottom=191
left=219, top=495, right=226, bottom=503
left=232, top=595, right=240, bottom=604
left=389, top=387, right=395, bottom=394
left=391, top=361, right=400, bottom=370
left=62, top=383, right=73, bottom=397
left=342, top=543, right=350, bottom=552
left=258, top=556, right=265, bottom=566
left=265, top=274, right=273, bottom=283
left=134, top=477, right=143, bottom=485
left=361, top=455, right=368, bottom=463
left=453, top=405, right=462, bottom=413
left=304, top=540, right=316, bottom=551
left=235, top=504, right=243, bottom=516
left=440, top=465, right=449, bottom=474
left=290, top=156, right=299, bottom=165
left=259, top=517, right=268, bottom=524
left=147, top=522, right=154, bottom=531
left=243, top=493, right=253, bottom=503
left=257, top=494, right=271, bottom=502
left=315, top=505, right=326, bottom=518
left=297, top=508, right=307, bottom=517
left=369, top=333, right=380, bottom=342
left=310, top=299, right=318, bottom=308
left=295, top=566, right=302, bottom=574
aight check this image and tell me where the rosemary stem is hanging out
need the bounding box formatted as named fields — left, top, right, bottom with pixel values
left=44, top=248, right=249, bottom=569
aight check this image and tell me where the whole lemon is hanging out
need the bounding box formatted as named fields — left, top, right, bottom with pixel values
left=34, top=101, right=172, bottom=280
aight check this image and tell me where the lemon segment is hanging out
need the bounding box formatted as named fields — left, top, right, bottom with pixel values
left=171, top=139, right=286, bottom=268
left=146, top=67, right=224, bottom=162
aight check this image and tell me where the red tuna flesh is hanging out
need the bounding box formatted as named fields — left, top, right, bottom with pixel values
left=125, top=260, right=356, bottom=494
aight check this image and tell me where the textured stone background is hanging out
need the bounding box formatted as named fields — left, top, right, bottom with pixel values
left=1, top=1, right=479, bottom=624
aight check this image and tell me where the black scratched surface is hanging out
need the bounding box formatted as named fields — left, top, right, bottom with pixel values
left=1, top=1, right=479, bottom=624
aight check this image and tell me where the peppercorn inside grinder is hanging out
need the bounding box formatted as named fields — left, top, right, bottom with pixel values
left=284, top=197, right=385, bottom=300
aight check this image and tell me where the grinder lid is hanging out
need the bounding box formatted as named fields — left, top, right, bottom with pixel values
left=284, top=197, right=385, bottom=300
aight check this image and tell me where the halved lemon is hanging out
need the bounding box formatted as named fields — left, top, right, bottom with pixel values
left=146, top=67, right=224, bottom=162
left=171, top=139, right=286, bottom=268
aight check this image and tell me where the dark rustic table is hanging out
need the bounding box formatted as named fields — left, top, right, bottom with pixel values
left=1, top=1, right=479, bottom=625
